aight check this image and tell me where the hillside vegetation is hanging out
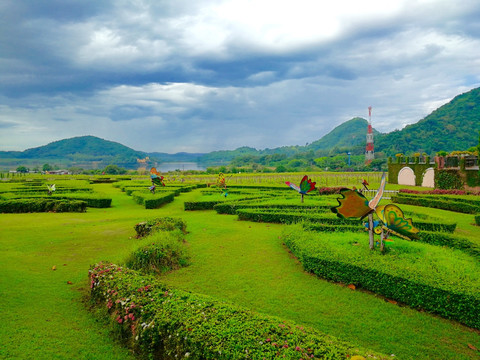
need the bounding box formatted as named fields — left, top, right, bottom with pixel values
left=1, top=87, right=479, bottom=171
left=376, top=87, right=480, bottom=155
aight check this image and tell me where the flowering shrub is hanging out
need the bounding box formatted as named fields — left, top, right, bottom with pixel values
left=399, top=189, right=468, bottom=195
left=317, top=187, right=344, bottom=195
left=89, top=262, right=386, bottom=359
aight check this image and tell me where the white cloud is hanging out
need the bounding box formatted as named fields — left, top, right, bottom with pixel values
left=0, top=0, right=479, bottom=154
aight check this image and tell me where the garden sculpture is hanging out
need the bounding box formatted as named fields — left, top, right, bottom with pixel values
left=150, top=167, right=165, bottom=193
left=285, top=175, right=316, bottom=203
left=331, top=173, right=419, bottom=251
left=46, top=184, right=55, bottom=195
left=217, top=172, right=228, bottom=197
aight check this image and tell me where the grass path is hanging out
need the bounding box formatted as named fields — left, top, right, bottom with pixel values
left=1, top=184, right=479, bottom=359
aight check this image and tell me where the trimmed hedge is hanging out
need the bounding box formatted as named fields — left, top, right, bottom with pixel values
left=0, top=193, right=112, bottom=208
left=417, top=232, right=480, bottom=258
left=236, top=208, right=456, bottom=233
left=184, top=196, right=264, bottom=211
left=302, top=223, right=363, bottom=233
left=61, top=195, right=111, bottom=208
left=89, top=262, right=387, bottom=360
left=304, top=224, right=478, bottom=257
left=393, top=194, right=480, bottom=214
left=184, top=200, right=222, bottom=211
left=0, top=198, right=87, bottom=213
left=476, top=215, right=480, bottom=226
left=134, top=217, right=188, bottom=238
left=9, top=186, right=93, bottom=194
left=129, top=187, right=183, bottom=196
left=282, top=226, right=480, bottom=329
left=214, top=202, right=331, bottom=215
left=131, top=191, right=175, bottom=209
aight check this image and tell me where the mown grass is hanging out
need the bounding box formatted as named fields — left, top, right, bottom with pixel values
left=1, top=181, right=479, bottom=359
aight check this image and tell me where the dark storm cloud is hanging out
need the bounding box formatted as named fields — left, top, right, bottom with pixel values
left=0, top=0, right=479, bottom=152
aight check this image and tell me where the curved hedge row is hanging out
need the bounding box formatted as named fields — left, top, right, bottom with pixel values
left=417, top=231, right=480, bottom=258
left=235, top=208, right=457, bottom=233
left=0, top=198, right=87, bottom=213
left=282, top=226, right=480, bottom=329
left=393, top=194, right=480, bottom=214
left=0, top=193, right=111, bottom=208
left=214, top=202, right=331, bottom=215
left=89, top=262, right=387, bottom=360
left=131, top=191, right=175, bottom=209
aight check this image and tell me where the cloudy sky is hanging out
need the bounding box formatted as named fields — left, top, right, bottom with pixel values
left=1, top=0, right=479, bottom=153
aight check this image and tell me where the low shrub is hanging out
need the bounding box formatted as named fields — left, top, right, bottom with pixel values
left=302, top=223, right=363, bottom=233
left=134, top=217, right=187, bottom=238
left=131, top=191, right=175, bottom=209
left=0, top=193, right=111, bottom=208
left=393, top=194, right=480, bottom=214
left=184, top=200, right=221, bottom=210
left=89, top=262, right=387, bottom=360
left=417, top=232, right=480, bottom=258
left=214, top=202, right=331, bottom=215
left=282, top=225, right=480, bottom=329
left=89, top=178, right=118, bottom=184
left=476, top=215, right=480, bottom=226
left=236, top=208, right=455, bottom=232
left=55, top=193, right=112, bottom=208
left=0, top=198, right=87, bottom=213
left=124, top=231, right=189, bottom=274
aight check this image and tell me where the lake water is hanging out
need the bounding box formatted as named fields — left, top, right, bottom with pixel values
left=156, top=162, right=207, bottom=172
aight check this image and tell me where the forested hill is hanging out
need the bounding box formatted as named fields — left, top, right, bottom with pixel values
left=0, top=136, right=150, bottom=169
left=21, top=136, right=145, bottom=159
left=376, top=87, right=480, bottom=155
left=2, top=87, right=479, bottom=170
left=305, top=117, right=381, bottom=153
left=198, top=118, right=380, bottom=164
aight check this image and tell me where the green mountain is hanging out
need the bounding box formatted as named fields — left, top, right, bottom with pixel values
left=376, top=87, right=480, bottom=155
left=0, top=136, right=150, bottom=169
left=21, top=136, right=144, bottom=159
left=1, top=87, right=478, bottom=171
left=305, top=117, right=381, bottom=153
left=202, top=117, right=380, bottom=165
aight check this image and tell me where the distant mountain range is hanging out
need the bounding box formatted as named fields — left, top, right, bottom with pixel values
left=0, top=87, right=478, bottom=170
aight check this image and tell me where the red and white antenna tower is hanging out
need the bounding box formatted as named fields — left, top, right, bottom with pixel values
left=365, top=106, right=374, bottom=164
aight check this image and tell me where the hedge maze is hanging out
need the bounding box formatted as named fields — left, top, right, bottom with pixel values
left=3, top=174, right=478, bottom=359
left=0, top=178, right=111, bottom=212
left=184, top=184, right=480, bottom=330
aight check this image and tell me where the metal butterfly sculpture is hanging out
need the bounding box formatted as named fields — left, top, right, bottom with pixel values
left=149, top=167, right=165, bottom=193
left=46, top=184, right=55, bottom=195
left=375, top=204, right=419, bottom=240
left=331, top=173, right=386, bottom=220
left=217, top=172, right=228, bottom=197
left=331, top=173, right=419, bottom=249
left=286, top=175, right=316, bottom=202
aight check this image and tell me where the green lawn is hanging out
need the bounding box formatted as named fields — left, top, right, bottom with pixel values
left=1, top=183, right=479, bottom=359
